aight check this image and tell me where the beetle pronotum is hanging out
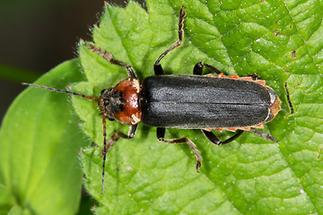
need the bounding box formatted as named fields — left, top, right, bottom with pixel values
left=23, top=7, right=282, bottom=192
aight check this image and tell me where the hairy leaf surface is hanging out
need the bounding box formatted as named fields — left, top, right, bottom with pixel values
left=73, top=0, right=322, bottom=214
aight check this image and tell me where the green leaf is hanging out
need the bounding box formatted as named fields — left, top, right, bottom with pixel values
left=73, top=0, right=322, bottom=214
left=0, top=60, right=88, bottom=215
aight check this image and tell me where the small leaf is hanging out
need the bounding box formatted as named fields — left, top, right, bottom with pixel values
left=0, top=60, right=88, bottom=214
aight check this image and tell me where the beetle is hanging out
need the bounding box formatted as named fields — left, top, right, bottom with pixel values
left=23, top=7, right=281, bottom=191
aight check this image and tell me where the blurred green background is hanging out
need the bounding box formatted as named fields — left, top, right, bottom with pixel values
left=0, top=0, right=145, bottom=122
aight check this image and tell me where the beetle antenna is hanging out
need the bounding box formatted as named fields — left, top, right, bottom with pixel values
left=22, top=82, right=98, bottom=101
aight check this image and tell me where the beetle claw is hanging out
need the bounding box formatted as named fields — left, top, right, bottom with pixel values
left=196, top=161, right=202, bottom=172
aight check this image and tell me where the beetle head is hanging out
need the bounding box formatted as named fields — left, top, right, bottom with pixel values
left=99, top=79, right=141, bottom=125
left=100, top=88, right=124, bottom=121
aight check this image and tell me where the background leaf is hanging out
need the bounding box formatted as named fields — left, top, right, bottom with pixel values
left=0, top=64, right=38, bottom=83
left=72, top=0, right=323, bottom=214
left=0, top=60, right=89, bottom=215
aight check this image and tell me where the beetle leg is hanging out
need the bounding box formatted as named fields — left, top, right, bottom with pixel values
left=193, top=62, right=223, bottom=75
left=86, top=43, right=137, bottom=79
left=284, top=82, right=294, bottom=114
left=154, top=7, right=186, bottom=75
left=203, top=63, right=222, bottom=75
left=250, top=129, right=276, bottom=142
left=101, top=122, right=137, bottom=193
left=128, top=124, right=138, bottom=138
left=157, top=127, right=202, bottom=172
left=202, top=129, right=244, bottom=145
left=247, top=73, right=260, bottom=80
left=193, top=62, right=203, bottom=75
